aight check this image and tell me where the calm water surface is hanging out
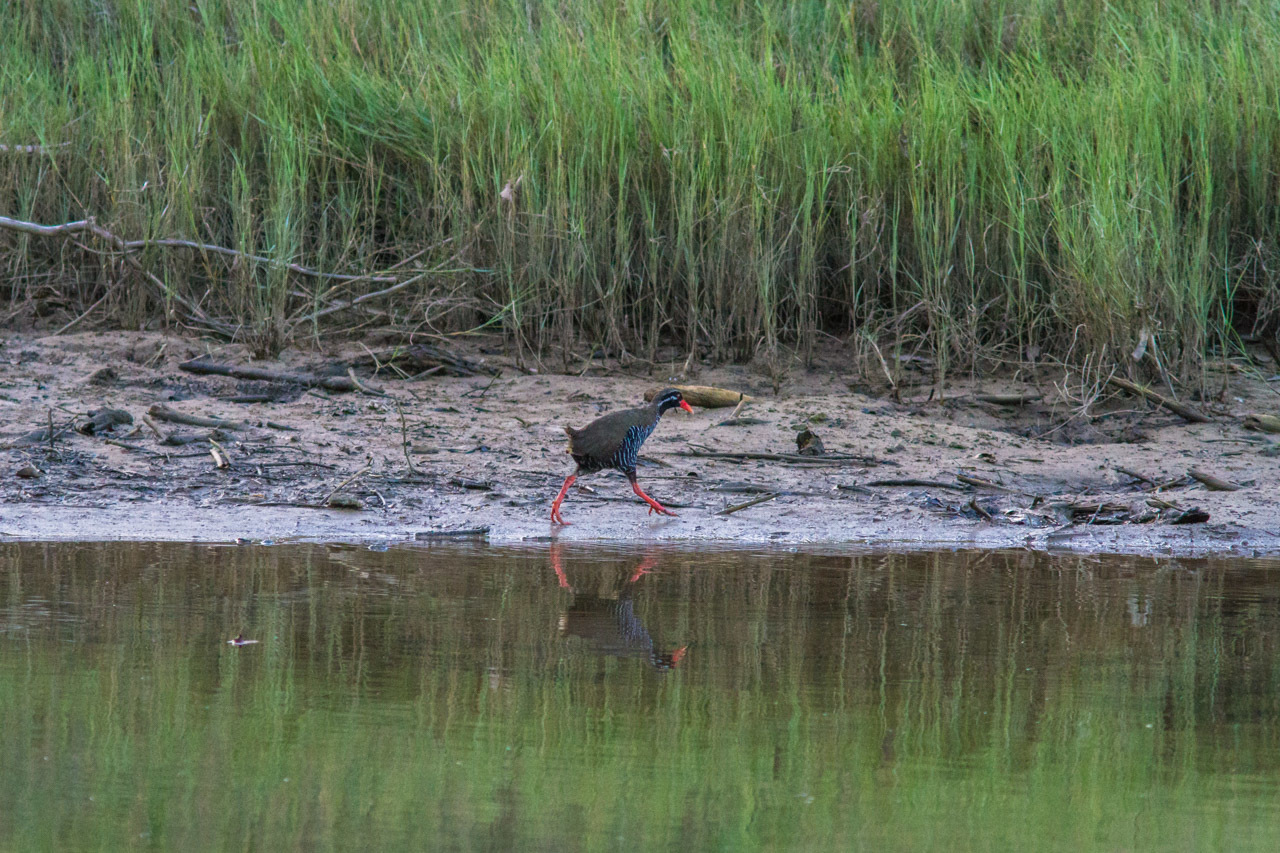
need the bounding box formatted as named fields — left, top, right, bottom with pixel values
left=2, top=542, right=1280, bottom=851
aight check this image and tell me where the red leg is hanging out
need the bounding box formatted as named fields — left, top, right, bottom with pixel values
left=550, top=542, right=571, bottom=588
left=627, top=553, right=659, bottom=583
left=628, top=473, right=678, bottom=517
left=550, top=473, right=576, bottom=525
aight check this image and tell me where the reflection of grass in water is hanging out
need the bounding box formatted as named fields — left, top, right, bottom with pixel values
left=1, top=545, right=1279, bottom=850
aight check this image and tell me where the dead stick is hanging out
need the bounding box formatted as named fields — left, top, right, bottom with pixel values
left=1107, top=376, right=1211, bottom=423
left=208, top=439, right=231, bottom=469
left=323, top=462, right=372, bottom=506
left=141, top=414, right=170, bottom=442
left=54, top=290, right=110, bottom=335
left=396, top=401, right=418, bottom=475
left=1115, top=465, right=1156, bottom=485
left=718, top=493, right=780, bottom=515
left=1188, top=468, right=1243, bottom=491
left=0, top=213, right=397, bottom=284
left=148, top=403, right=247, bottom=431
left=179, top=359, right=356, bottom=392
left=47, top=409, right=55, bottom=453
left=346, top=367, right=387, bottom=397
left=867, top=478, right=968, bottom=490
left=968, top=496, right=993, bottom=522
left=676, top=449, right=883, bottom=465
left=957, top=472, right=1019, bottom=492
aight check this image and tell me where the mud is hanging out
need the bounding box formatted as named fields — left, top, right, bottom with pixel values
left=2, top=330, right=1278, bottom=556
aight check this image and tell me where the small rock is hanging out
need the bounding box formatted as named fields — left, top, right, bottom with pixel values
left=327, top=494, right=363, bottom=510
left=796, top=427, right=826, bottom=456
left=79, top=407, right=133, bottom=435
left=15, top=464, right=41, bottom=479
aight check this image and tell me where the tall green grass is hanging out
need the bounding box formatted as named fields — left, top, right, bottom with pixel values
left=2, top=0, right=1278, bottom=376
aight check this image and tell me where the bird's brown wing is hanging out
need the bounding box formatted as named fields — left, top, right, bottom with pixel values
left=565, top=408, right=640, bottom=461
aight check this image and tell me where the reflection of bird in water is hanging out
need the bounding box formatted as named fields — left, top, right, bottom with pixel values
left=551, top=546, right=687, bottom=672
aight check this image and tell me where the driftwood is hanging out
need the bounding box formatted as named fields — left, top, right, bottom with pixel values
left=148, top=403, right=248, bottom=431
left=1188, top=468, right=1244, bottom=491
left=644, top=385, right=753, bottom=409
left=1107, top=376, right=1211, bottom=423
left=179, top=359, right=357, bottom=392
left=1243, top=414, right=1280, bottom=434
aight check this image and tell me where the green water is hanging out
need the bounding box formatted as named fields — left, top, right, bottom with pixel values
left=2, top=543, right=1279, bottom=851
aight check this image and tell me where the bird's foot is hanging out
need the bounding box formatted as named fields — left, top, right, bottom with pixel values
left=551, top=508, right=571, bottom=525
left=645, top=502, right=678, bottom=517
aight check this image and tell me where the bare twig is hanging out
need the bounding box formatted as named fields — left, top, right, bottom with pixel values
left=141, top=414, right=170, bottom=443
left=323, top=460, right=373, bottom=506
left=208, top=439, right=231, bottom=469
left=866, top=478, right=968, bottom=490
left=1115, top=466, right=1157, bottom=486
left=717, top=492, right=780, bottom=515
left=47, top=409, right=56, bottom=453
left=396, top=401, right=418, bottom=475
left=54, top=290, right=111, bottom=335
left=346, top=367, right=387, bottom=397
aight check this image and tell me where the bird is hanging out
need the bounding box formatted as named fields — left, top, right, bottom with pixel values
left=550, top=387, right=693, bottom=525
left=552, top=546, right=687, bottom=671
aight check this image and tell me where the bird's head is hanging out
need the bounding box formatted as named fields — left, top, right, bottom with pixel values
left=654, top=388, right=694, bottom=415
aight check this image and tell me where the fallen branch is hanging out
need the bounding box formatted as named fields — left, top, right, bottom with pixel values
left=676, top=449, right=886, bottom=466
left=148, top=403, right=248, bottom=431
left=396, top=401, right=419, bottom=475
left=1114, top=465, right=1157, bottom=486
left=208, top=439, right=231, bottom=469
left=0, top=214, right=225, bottom=331
left=1188, top=468, right=1243, bottom=491
left=179, top=359, right=357, bottom=392
left=323, top=461, right=372, bottom=507
left=1107, top=376, right=1211, bottom=424
left=346, top=367, right=387, bottom=397
left=866, top=478, right=968, bottom=490
left=717, top=493, right=780, bottom=515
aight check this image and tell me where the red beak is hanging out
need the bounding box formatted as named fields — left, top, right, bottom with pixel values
left=679, top=400, right=694, bottom=413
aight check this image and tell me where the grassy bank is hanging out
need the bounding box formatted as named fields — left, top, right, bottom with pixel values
left=2, top=0, right=1278, bottom=379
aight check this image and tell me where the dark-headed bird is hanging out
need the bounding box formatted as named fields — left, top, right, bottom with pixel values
left=550, top=388, right=693, bottom=525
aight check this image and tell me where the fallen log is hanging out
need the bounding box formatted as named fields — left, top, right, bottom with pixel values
left=1243, top=413, right=1280, bottom=434
left=179, top=359, right=356, bottom=392
left=644, top=385, right=753, bottom=409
